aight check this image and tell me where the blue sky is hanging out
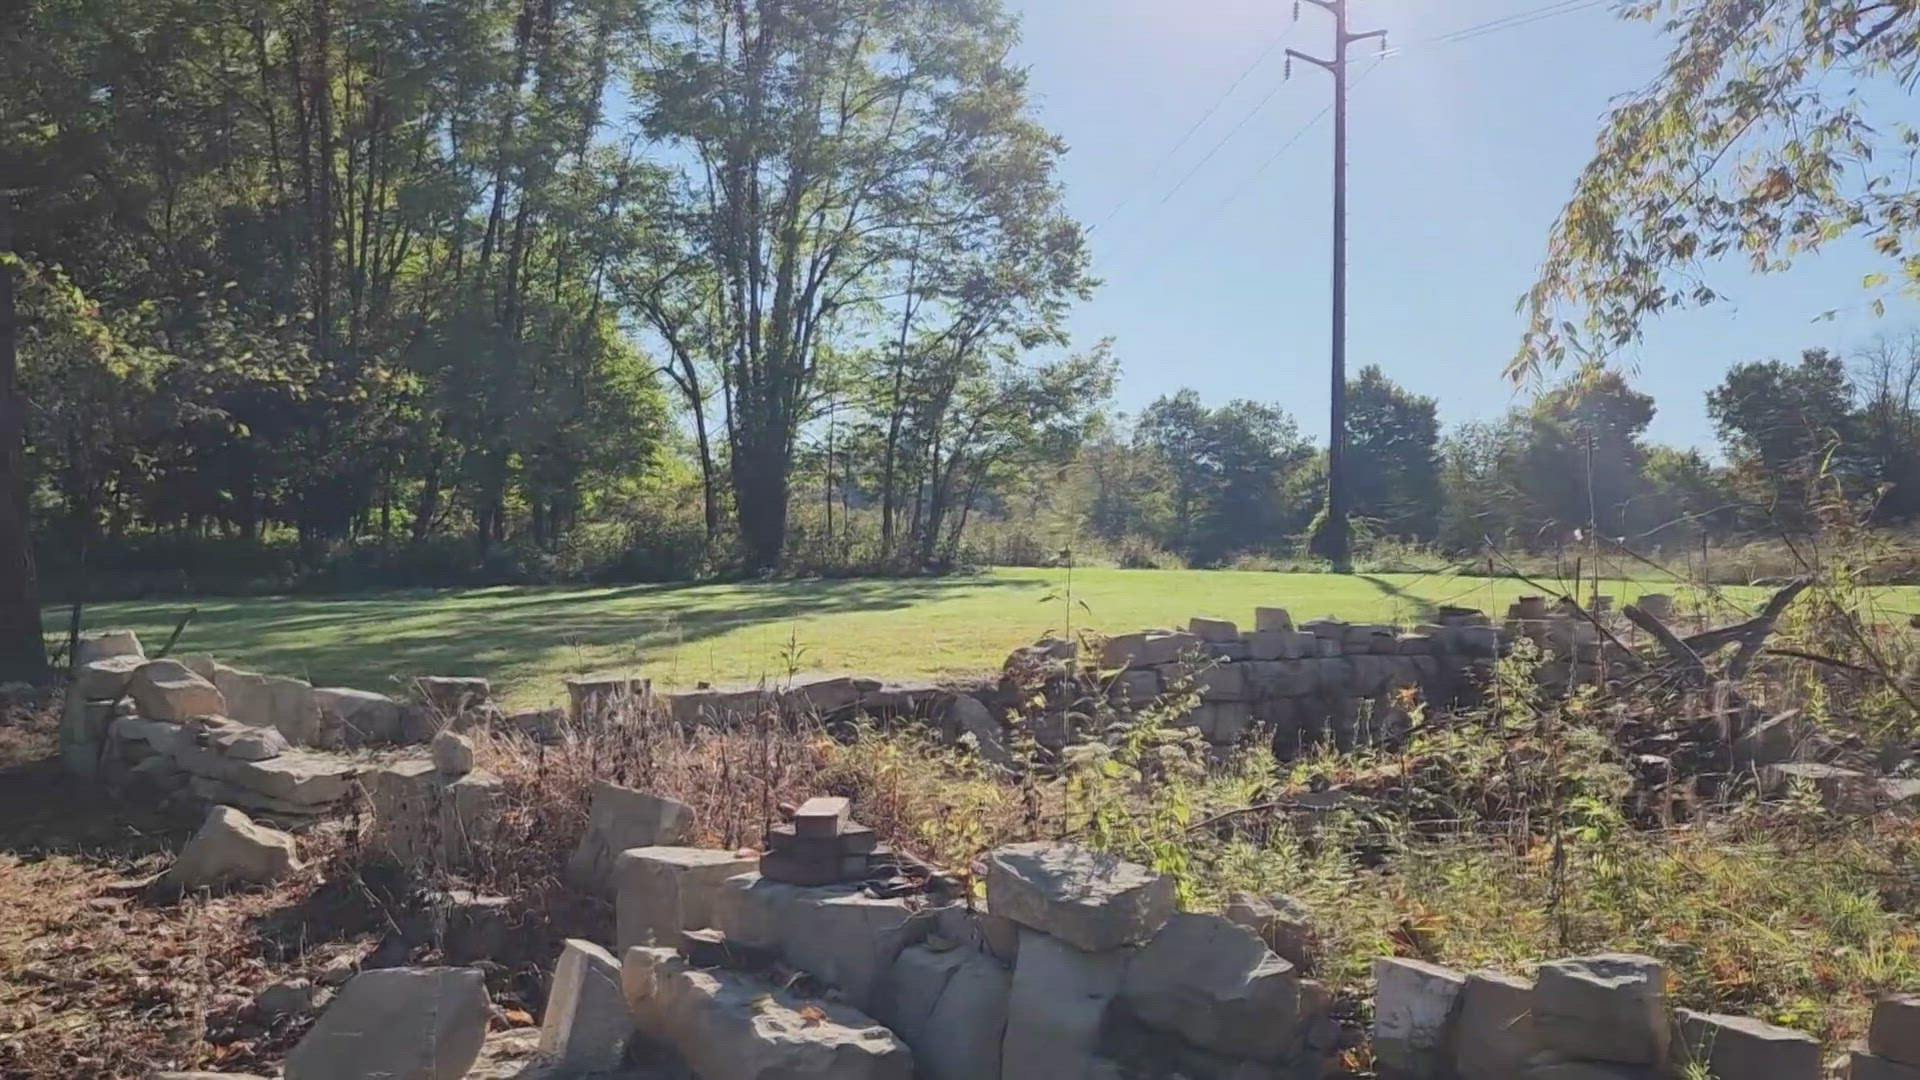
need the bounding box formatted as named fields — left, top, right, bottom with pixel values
left=1004, top=0, right=1901, bottom=450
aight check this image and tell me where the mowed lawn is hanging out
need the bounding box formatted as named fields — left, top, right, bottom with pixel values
left=51, top=568, right=1814, bottom=709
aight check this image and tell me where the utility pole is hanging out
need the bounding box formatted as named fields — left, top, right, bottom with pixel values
left=1288, top=0, right=1384, bottom=574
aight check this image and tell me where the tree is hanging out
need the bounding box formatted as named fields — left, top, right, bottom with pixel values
left=1517, top=0, right=1920, bottom=376
left=1707, top=348, right=1859, bottom=519
left=1345, top=365, right=1441, bottom=540
left=1852, top=331, right=1920, bottom=520
left=0, top=202, right=47, bottom=680
left=1136, top=391, right=1315, bottom=564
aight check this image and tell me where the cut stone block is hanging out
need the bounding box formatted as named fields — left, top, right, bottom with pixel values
left=1373, top=957, right=1465, bottom=1079
left=1671, top=1008, right=1821, bottom=1080
left=412, top=675, right=491, bottom=714
left=74, top=629, right=143, bottom=665
left=1222, top=891, right=1314, bottom=971
left=1532, top=953, right=1669, bottom=1066
left=213, top=666, right=321, bottom=746
left=1762, top=762, right=1877, bottom=812
left=873, top=944, right=1011, bottom=1080
left=537, top=939, right=632, bottom=1073
left=1254, top=607, right=1294, bottom=632
left=1453, top=971, right=1540, bottom=1080
left=186, top=717, right=289, bottom=762
left=793, top=796, right=851, bottom=838
left=620, top=946, right=912, bottom=1080
left=1854, top=1052, right=1920, bottom=1080
left=1872, top=995, right=1920, bottom=1066
left=564, top=781, right=697, bottom=895
left=167, top=805, right=301, bottom=889
left=363, top=759, right=503, bottom=870
left=945, top=694, right=1015, bottom=770
left=72, top=653, right=146, bottom=700
left=284, top=966, right=489, bottom=1080
left=128, top=659, right=227, bottom=721
left=985, top=841, right=1174, bottom=952
left=564, top=674, right=650, bottom=721
left=614, top=847, right=758, bottom=951
left=1100, top=631, right=1202, bottom=670
left=431, top=730, right=474, bottom=775
left=170, top=744, right=359, bottom=807
left=1188, top=617, right=1240, bottom=643
left=1000, top=929, right=1128, bottom=1080
left=711, top=873, right=928, bottom=1012
left=1121, top=912, right=1298, bottom=1061
left=313, top=687, right=404, bottom=745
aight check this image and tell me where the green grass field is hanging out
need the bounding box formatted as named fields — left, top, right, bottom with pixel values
left=52, top=568, right=1806, bottom=708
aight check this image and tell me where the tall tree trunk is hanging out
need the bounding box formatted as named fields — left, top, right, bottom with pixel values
left=733, top=440, right=789, bottom=572
left=0, top=203, right=48, bottom=681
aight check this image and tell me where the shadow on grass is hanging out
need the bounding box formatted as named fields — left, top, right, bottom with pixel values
left=49, top=575, right=1038, bottom=695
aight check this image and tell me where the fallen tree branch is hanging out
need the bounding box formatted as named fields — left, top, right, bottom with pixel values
left=1725, top=579, right=1812, bottom=679
left=1622, top=603, right=1710, bottom=687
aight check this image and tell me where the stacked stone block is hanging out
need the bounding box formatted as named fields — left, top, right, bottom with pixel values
left=759, top=796, right=880, bottom=886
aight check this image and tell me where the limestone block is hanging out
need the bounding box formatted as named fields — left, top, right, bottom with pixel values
left=1254, top=607, right=1293, bottom=632
left=1109, top=669, right=1161, bottom=706
left=412, top=675, right=492, bottom=715
left=943, top=694, right=1016, bottom=770
left=213, top=665, right=321, bottom=745
left=313, top=687, right=404, bottom=746
left=285, top=966, right=489, bottom=1080
left=1248, top=630, right=1311, bottom=661
left=1000, top=929, right=1128, bottom=1080
left=166, top=805, right=301, bottom=889
left=1532, top=953, right=1669, bottom=1065
left=129, top=660, right=226, bottom=721
left=1100, top=631, right=1202, bottom=670
left=621, top=946, right=912, bottom=1080
left=1854, top=1052, right=1920, bottom=1080
left=1196, top=663, right=1248, bottom=702
left=1671, top=1008, right=1821, bottom=1080
left=1872, top=996, right=1920, bottom=1066
left=565, top=781, right=697, bottom=895
left=1122, top=912, right=1299, bottom=1061
left=874, top=944, right=1011, bottom=1080
left=1222, top=892, right=1314, bottom=971
left=363, top=759, right=503, bottom=870
left=74, top=629, right=143, bottom=665
left=537, top=939, right=632, bottom=1073
left=1244, top=659, right=1319, bottom=698
left=188, top=717, right=289, bottom=761
left=985, top=841, right=1174, bottom=952
left=169, top=744, right=358, bottom=807
left=564, top=674, right=650, bottom=722
left=1189, top=616, right=1240, bottom=643
left=614, top=847, right=758, bottom=951
left=1373, top=957, right=1465, bottom=1079
left=1453, top=971, right=1540, bottom=1080
left=72, top=653, right=145, bottom=699
left=431, top=730, right=474, bottom=775
left=711, top=873, right=928, bottom=1011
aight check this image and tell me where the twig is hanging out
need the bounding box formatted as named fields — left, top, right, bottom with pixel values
left=1763, top=647, right=1880, bottom=678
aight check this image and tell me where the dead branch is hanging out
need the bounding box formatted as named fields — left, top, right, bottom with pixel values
left=1622, top=603, right=1710, bottom=686
left=1725, top=578, right=1812, bottom=679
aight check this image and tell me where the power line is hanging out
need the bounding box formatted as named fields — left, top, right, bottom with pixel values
left=1089, top=24, right=1299, bottom=233
left=1420, top=0, right=1607, bottom=46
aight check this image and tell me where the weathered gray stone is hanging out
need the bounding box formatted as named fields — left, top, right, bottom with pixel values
left=1872, top=995, right=1920, bottom=1066
left=187, top=776, right=336, bottom=818
left=790, top=674, right=885, bottom=716
left=621, top=946, right=912, bottom=1080
left=1000, top=929, right=1128, bottom=1080
left=129, top=660, right=227, bottom=721
left=1196, top=664, right=1249, bottom=702
left=1453, top=971, right=1539, bottom=1080
left=985, top=841, right=1175, bottom=952
left=1532, top=953, right=1669, bottom=1065
left=363, top=759, right=503, bottom=869
left=945, top=693, right=1016, bottom=770
left=1373, top=957, right=1465, bottom=1079
left=413, top=675, right=492, bottom=714
left=614, top=846, right=758, bottom=950
left=1254, top=607, right=1293, bottom=632
left=1854, top=1052, right=1920, bottom=1080
left=167, top=806, right=300, bottom=889
left=72, top=653, right=146, bottom=699
left=213, top=666, right=321, bottom=745
left=1671, top=1008, right=1820, bottom=1080
left=1732, top=710, right=1813, bottom=768
left=874, top=944, right=1011, bottom=1080
left=188, top=717, right=290, bottom=761
left=313, top=687, right=404, bottom=745
left=931, top=902, right=1019, bottom=965
left=1243, top=659, right=1320, bottom=698
left=565, top=781, right=697, bottom=895
left=1122, top=912, right=1298, bottom=1061
left=1100, top=631, right=1202, bottom=670
left=170, top=744, right=358, bottom=806
left=1189, top=617, right=1240, bottom=643
left=285, top=966, right=490, bottom=1080
left=711, top=873, right=927, bottom=1012
left=564, top=674, right=650, bottom=721
left=431, top=729, right=474, bottom=775
left=74, top=629, right=143, bottom=665
left=59, top=695, right=115, bottom=777
left=1222, top=892, right=1314, bottom=971
left=1190, top=702, right=1255, bottom=744
left=1763, top=762, right=1878, bottom=812
left=537, top=939, right=632, bottom=1073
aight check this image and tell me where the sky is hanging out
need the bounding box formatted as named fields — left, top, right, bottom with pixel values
left=1001, top=0, right=1904, bottom=451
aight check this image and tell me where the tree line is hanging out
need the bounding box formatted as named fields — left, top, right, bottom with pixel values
left=4, top=0, right=1917, bottom=602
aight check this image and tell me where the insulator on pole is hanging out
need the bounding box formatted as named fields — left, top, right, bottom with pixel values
left=1293, top=1, right=1300, bottom=21
left=1285, top=56, right=1293, bottom=79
